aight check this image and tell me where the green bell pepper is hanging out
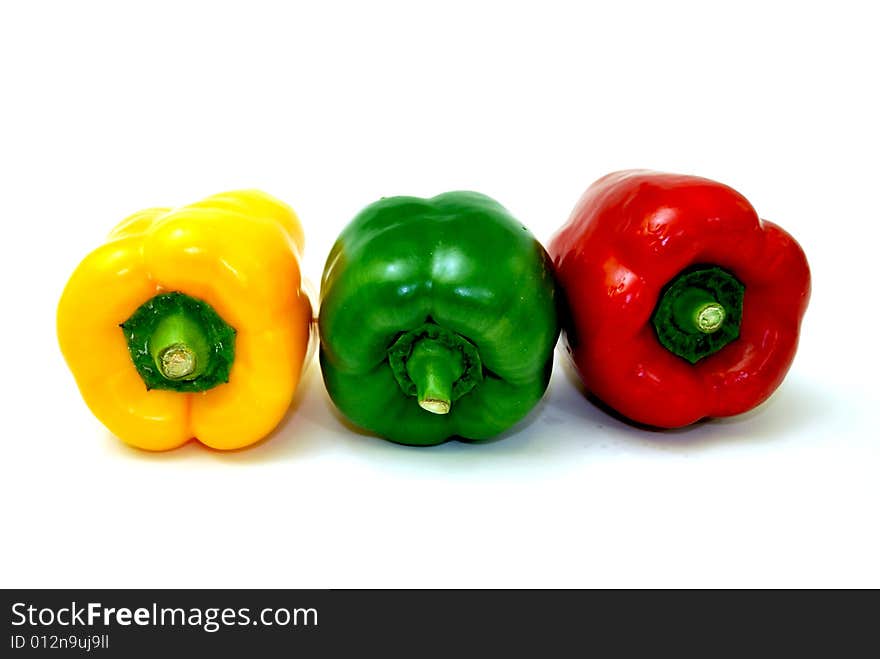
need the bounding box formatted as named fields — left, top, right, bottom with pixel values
left=319, top=191, right=559, bottom=445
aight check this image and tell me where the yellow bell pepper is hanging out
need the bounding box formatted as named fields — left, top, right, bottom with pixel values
left=57, top=190, right=313, bottom=451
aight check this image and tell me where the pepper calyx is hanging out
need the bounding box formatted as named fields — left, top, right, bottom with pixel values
left=651, top=266, right=745, bottom=364
left=387, top=323, right=483, bottom=414
left=121, top=291, right=236, bottom=392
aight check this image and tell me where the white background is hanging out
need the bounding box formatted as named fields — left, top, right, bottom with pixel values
left=1, top=1, right=877, bottom=588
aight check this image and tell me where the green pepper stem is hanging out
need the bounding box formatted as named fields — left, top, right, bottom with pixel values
left=387, top=323, right=483, bottom=409
left=405, top=338, right=465, bottom=415
left=148, top=311, right=211, bottom=381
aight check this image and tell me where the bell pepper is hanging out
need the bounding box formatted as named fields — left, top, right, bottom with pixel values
left=319, top=191, right=559, bottom=445
left=548, top=170, right=811, bottom=428
left=57, top=190, right=313, bottom=451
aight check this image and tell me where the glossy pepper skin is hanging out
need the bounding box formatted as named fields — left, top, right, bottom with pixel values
left=319, top=191, right=559, bottom=445
left=58, top=190, right=313, bottom=450
left=548, top=171, right=810, bottom=428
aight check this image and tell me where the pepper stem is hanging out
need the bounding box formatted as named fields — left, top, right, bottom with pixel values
left=405, top=339, right=465, bottom=415
left=387, top=323, right=483, bottom=411
left=149, top=311, right=211, bottom=381
left=159, top=345, right=198, bottom=379
left=672, top=287, right=727, bottom=334
left=121, top=291, right=236, bottom=392
left=651, top=266, right=745, bottom=364
left=696, top=303, right=726, bottom=333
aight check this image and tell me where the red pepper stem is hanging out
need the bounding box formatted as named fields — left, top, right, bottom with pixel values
left=651, top=266, right=745, bottom=364
left=405, top=338, right=465, bottom=415
left=672, top=287, right=726, bottom=334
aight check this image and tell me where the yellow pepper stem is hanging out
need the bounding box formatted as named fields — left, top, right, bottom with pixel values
left=149, top=311, right=210, bottom=381
left=121, top=291, right=236, bottom=392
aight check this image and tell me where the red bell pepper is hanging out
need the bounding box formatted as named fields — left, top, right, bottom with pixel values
left=548, top=170, right=811, bottom=428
